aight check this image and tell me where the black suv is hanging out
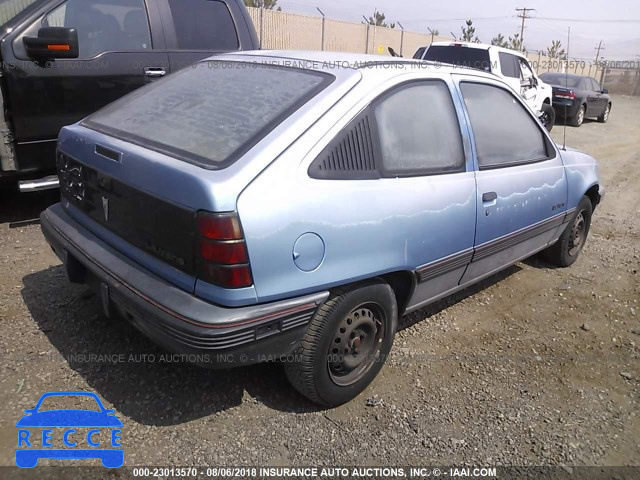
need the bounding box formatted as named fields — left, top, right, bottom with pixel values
left=0, top=0, right=258, bottom=191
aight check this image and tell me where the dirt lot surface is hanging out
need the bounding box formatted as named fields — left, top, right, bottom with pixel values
left=0, top=96, right=638, bottom=471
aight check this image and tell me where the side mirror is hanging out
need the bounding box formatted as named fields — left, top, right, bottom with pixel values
left=23, top=27, right=79, bottom=60
left=601, top=88, right=608, bottom=94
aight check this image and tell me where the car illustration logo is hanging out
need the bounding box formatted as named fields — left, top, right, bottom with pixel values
left=15, top=391, right=123, bottom=468
left=102, top=196, right=109, bottom=222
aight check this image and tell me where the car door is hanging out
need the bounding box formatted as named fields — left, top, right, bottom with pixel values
left=497, top=52, right=523, bottom=94
left=367, top=79, right=478, bottom=310
left=589, top=78, right=607, bottom=115
left=518, top=56, right=539, bottom=107
left=3, top=0, right=169, bottom=173
left=455, top=77, right=568, bottom=284
left=584, top=78, right=602, bottom=117
left=157, top=0, right=250, bottom=72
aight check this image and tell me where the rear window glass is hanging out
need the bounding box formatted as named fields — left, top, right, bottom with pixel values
left=84, top=61, right=333, bottom=169
left=540, top=74, right=581, bottom=88
left=424, top=45, right=491, bottom=72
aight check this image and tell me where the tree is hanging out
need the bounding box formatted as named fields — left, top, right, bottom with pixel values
left=546, top=40, right=567, bottom=60
left=365, top=10, right=395, bottom=28
left=244, top=0, right=281, bottom=10
left=491, top=33, right=509, bottom=48
left=460, top=19, right=480, bottom=43
left=508, top=33, right=525, bottom=52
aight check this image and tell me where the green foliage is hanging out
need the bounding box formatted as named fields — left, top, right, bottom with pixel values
left=244, top=0, right=281, bottom=10
left=491, top=33, right=509, bottom=48
left=547, top=40, right=567, bottom=60
left=365, top=10, right=395, bottom=29
left=461, top=20, right=480, bottom=43
left=508, top=33, right=525, bottom=52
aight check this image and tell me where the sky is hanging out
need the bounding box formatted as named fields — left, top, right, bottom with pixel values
left=276, top=0, right=640, bottom=61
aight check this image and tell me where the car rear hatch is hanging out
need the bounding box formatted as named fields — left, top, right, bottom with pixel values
left=56, top=56, right=358, bottom=305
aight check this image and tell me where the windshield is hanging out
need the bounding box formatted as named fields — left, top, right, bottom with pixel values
left=85, top=61, right=333, bottom=169
left=0, top=0, right=40, bottom=28
left=540, top=74, right=581, bottom=88
left=424, top=45, right=492, bottom=72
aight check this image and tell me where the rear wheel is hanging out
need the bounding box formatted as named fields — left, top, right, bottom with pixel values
left=569, top=104, right=585, bottom=127
left=284, top=281, right=397, bottom=406
left=597, top=103, right=611, bottom=123
left=544, top=196, right=592, bottom=267
left=540, top=103, right=555, bottom=132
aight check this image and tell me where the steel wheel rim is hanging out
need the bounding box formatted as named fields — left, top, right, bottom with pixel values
left=327, top=303, right=385, bottom=386
left=604, top=105, right=610, bottom=121
left=577, top=107, right=584, bottom=125
left=568, top=210, right=587, bottom=257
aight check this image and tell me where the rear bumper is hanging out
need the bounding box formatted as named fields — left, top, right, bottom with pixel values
left=551, top=99, right=580, bottom=117
left=40, top=203, right=328, bottom=367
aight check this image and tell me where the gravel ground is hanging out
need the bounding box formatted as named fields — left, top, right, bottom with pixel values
left=0, top=96, right=638, bottom=471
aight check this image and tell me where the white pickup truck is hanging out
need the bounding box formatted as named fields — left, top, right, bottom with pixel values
left=418, top=42, right=555, bottom=131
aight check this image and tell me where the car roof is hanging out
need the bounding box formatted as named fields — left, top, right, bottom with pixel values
left=540, top=72, right=589, bottom=80
left=428, top=41, right=527, bottom=57
left=208, top=49, right=501, bottom=82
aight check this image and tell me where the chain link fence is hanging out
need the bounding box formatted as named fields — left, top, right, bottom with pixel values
left=4, top=2, right=633, bottom=94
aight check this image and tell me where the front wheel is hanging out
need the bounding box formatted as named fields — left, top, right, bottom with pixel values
left=540, top=103, right=555, bottom=132
left=285, top=281, right=398, bottom=406
left=543, top=196, right=592, bottom=267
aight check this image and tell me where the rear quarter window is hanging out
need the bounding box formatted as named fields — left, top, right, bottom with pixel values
left=84, top=61, right=333, bottom=169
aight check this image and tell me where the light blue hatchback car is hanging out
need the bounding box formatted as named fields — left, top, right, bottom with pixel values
left=41, top=51, right=603, bottom=406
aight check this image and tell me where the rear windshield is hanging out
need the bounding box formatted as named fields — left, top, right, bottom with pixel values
left=84, top=61, right=333, bottom=169
left=424, top=45, right=492, bottom=72
left=540, top=74, right=581, bottom=88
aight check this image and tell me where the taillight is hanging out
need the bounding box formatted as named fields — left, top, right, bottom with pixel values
left=196, top=211, right=252, bottom=288
left=555, top=90, right=576, bottom=99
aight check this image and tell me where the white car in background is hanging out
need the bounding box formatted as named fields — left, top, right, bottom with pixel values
left=418, top=42, right=555, bottom=131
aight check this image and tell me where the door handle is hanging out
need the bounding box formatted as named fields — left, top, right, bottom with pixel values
left=144, top=67, right=166, bottom=78
left=482, top=191, right=497, bottom=202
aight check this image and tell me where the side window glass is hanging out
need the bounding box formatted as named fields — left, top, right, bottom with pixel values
left=460, top=82, right=549, bottom=168
left=519, top=58, right=534, bottom=83
left=43, top=0, right=151, bottom=58
left=373, top=81, right=465, bottom=175
left=499, top=52, right=519, bottom=78
left=591, top=79, right=601, bottom=91
left=167, top=0, right=239, bottom=50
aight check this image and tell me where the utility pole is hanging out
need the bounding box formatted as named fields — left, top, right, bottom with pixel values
left=397, top=21, right=405, bottom=56
left=594, top=40, right=604, bottom=78
left=594, top=41, right=604, bottom=64
left=515, top=7, right=534, bottom=51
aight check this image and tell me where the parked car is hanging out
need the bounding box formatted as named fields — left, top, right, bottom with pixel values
left=41, top=51, right=603, bottom=406
left=0, top=0, right=258, bottom=192
left=417, top=42, right=556, bottom=131
left=539, top=72, right=611, bottom=127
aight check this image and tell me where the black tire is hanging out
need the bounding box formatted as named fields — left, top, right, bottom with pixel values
left=544, top=196, right=592, bottom=267
left=597, top=103, right=611, bottom=123
left=569, top=104, right=585, bottom=127
left=284, top=281, right=398, bottom=406
left=540, top=103, right=555, bottom=132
